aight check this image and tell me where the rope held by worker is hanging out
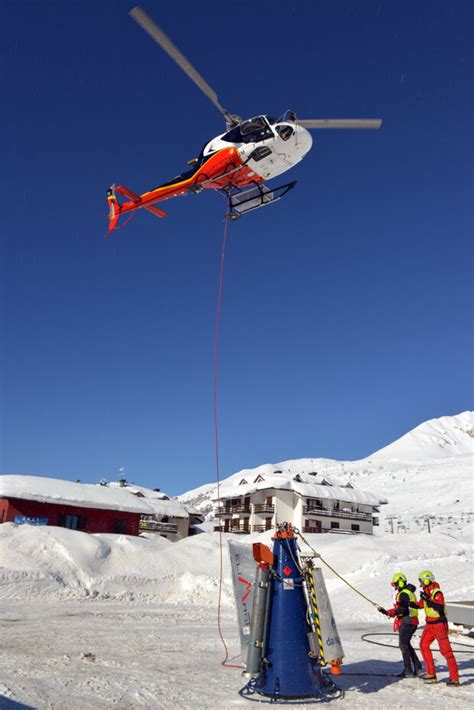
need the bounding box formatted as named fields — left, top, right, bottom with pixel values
left=295, top=527, right=381, bottom=608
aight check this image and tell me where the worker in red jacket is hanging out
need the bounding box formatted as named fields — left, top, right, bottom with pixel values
left=415, top=570, right=460, bottom=686
left=377, top=572, right=422, bottom=678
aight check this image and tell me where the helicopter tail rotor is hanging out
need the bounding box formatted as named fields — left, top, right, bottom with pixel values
left=105, top=184, right=168, bottom=237
left=106, top=186, right=120, bottom=236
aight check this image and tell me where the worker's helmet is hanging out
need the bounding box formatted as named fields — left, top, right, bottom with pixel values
left=418, top=570, right=435, bottom=586
left=391, top=572, right=407, bottom=588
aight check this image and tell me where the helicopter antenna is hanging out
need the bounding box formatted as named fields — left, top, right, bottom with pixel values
left=129, top=6, right=241, bottom=128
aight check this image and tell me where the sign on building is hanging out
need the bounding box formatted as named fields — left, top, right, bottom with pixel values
left=14, top=516, right=49, bottom=526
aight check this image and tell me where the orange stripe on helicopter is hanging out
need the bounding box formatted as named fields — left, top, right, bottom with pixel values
left=106, top=147, right=263, bottom=235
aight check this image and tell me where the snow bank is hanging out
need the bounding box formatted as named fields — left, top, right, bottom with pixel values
left=1, top=524, right=471, bottom=620
left=0, top=524, right=233, bottom=606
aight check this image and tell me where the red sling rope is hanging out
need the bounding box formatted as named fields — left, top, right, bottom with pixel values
left=213, top=208, right=244, bottom=668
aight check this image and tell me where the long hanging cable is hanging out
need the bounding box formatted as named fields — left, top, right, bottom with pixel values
left=213, top=205, right=243, bottom=668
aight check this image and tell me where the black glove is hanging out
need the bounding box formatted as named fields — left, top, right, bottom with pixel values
left=376, top=605, right=388, bottom=615
left=420, top=591, right=429, bottom=602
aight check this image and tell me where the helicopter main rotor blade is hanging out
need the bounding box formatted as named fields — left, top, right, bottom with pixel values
left=129, top=6, right=234, bottom=123
left=297, top=119, right=382, bottom=129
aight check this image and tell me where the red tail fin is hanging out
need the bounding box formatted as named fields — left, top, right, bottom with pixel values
left=105, top=184, right=168, bottom=236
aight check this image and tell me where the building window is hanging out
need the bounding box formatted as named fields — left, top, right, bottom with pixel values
left=351, top=524, right=360, bottom=532
left=254, top=475, right=265, bottom=483
left=112, top=519, right=128, bottom=534
left=58, top=514, right=82, bottom=530
left=305, top=520, right=321, bottom=533
left=265, top=517, right=273, bottom=531
left=330, top=521, right=339, bottom=529
left=239, top=479, right=248, bottom=485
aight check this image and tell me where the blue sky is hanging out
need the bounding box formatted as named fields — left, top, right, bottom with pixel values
left=1, top=1, right=472, bottom=495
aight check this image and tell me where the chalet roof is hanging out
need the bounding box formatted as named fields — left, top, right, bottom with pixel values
left=108, top=482, right=190, bottom=519
left=0, top=475, right=154, bottom=514
left=213, top=469, right=387, bottom=506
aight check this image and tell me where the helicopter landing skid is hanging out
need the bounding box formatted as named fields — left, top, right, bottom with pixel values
left=218, top=181, right=297, bottom=219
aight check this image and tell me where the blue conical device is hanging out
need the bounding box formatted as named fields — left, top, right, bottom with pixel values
left=244, top=526, right=325, bottom=701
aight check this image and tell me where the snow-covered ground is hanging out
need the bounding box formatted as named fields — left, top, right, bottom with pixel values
left=1, top=412, right=472, bottom=708
left=0, top=524, right=473, bottom=709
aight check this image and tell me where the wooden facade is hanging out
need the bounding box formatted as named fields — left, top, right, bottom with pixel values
left=0, top=496, right=142, bottom=536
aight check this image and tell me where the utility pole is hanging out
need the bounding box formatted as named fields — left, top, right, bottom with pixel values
left=425, top=516, right=432, bottom=533
left=386, top=515, right=397, bottom=534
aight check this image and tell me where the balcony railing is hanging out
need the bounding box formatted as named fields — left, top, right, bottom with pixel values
left=252, top=524, right=273, bottom=533
left=302, top=526, right=372, bottom=536
left=303, top=506, right=372, bottom=522
left=139, top=519, right=179, bottom=534
left=215, top=505, right=251, bottom=516
left=253, top=504, right=275, bottom=514
left=213, top=525, right=250, bottom=534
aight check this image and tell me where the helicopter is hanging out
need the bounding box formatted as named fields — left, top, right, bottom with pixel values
left=106, top=6, right=382, bottom=235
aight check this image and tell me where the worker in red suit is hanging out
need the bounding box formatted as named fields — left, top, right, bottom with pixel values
left=377, top=572, right=422, bottom=678
left=415, top=570, right=460, bottom=686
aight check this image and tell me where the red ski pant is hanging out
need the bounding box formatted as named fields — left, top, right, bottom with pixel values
left=420, top=622, right=459, bottom=680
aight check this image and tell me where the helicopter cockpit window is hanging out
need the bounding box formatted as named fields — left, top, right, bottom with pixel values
left=240, top=116, right=273, bottom=143
left=276, top=124, right=294, bottom=141
left=221, top=116, right=273, bottom=145
left=221, top=125, right=242, bottom=143
left=240, top=117, right=266, bottom=135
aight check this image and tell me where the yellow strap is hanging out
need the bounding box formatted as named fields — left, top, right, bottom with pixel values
left=297, top=530, right=380, bottom=607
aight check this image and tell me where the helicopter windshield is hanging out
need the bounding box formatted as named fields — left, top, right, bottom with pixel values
left=221, top=116, right=274, bottom=144
left=278, top=110, right=297, bottom=123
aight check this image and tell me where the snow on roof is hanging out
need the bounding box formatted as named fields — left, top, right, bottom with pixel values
left=213, top=469, right=386, bottom=506
left=108, top=482, right=189, bottom=519
left=0, top=475, right=154, bottom=514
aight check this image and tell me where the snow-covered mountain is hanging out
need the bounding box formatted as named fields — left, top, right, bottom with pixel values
left=178, top=412, right=474, bottom=530
left=368, top=411, right=473, bottom=461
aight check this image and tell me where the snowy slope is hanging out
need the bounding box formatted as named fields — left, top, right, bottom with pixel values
left=368, top=411, right=473, bottom=461
left=178, top=412, right=474, bottom=527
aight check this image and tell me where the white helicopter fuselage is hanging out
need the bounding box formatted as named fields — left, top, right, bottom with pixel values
left=202, top=117, right=313, bottom=183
